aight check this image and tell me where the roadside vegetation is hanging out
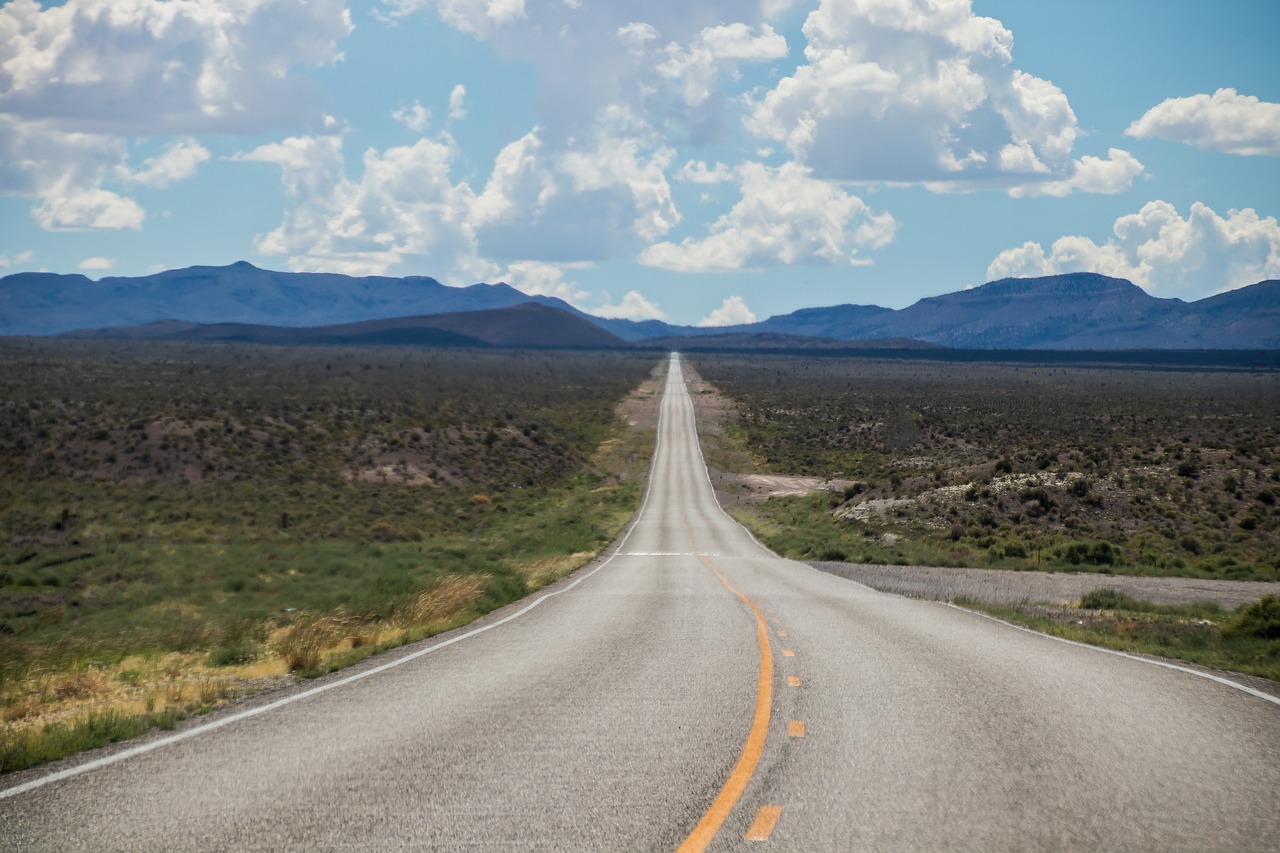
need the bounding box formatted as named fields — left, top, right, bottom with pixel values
left=0, top=340, right=660, bottom=773
left=684, top=353, right=1280, bottom=681
left=688, top=354, right=1280, bottom=582
left=957, top=591, right=1280, bottom=682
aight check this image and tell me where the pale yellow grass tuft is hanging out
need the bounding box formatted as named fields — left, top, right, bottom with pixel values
left=517, top=552, right=595, bottom=590
left=407, top=574, right=490, bottom=624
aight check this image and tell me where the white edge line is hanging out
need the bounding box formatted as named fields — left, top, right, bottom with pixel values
left=939, top=601, right=1280, bottom=708
left=677, top=354, right=1280, bottom=710
left=0, top=356, right=674, bottom=801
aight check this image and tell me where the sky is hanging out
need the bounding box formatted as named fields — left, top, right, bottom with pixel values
left=1, top=0, right=1278, bottom=327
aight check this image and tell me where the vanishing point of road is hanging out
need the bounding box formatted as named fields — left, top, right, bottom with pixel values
left=3, top=354, right=1277, bottom=851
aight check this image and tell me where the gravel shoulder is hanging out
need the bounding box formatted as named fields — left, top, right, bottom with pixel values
left=806, top=560, right=1280, bottom=610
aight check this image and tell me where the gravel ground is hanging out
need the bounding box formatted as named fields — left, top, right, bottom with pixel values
left=807, top=561, right=1280, bottom=610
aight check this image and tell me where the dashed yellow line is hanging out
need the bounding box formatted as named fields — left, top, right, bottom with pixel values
left=782, top=650, right=796, bottom=657
left=789, top=720, right=806, bottom=738
left=677, top=555, right=774, bottom=853
left=787, top=676, right=801, bottom=687
left=744, top=805, right=783, bottom=842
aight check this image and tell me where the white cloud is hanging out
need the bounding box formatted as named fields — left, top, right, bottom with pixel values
left=448, top=84, right=468, bottom=121
left=373, top=1, right=803, bottom=267
left=119, top=138, right=211, bottom=188
left=593, top=290, right=667, bottom=321
left=35, top=186, right=145, bottom=231
left=640, top=161, right=895, bottom=272
left=0, top=0, right=352, bottom=230
left=745, top=0, right=1140, bottom=194
left=679, top=160, right=735, bottom=184
left=986, top=200, right=1280, bottom=299
left=1006, top=147, right=1144, bottom=198
left=657, top=23, right=788, bottom=107
left=393, top=101, right=431, bottom=133
left=78, top=255, right=114, bottom=270
left=698, top=295, right=756, bottom=327
left=381, top=0, right=527, bottom=37
left=237, top=133, right=487, bottom=279
left=471, top=118, right=680, bottom=261
left=499, top=260, right=590, bottom=303
left=0, top=0, right=353, bottom=135
left=0, top=250, right=33, bottom=268
left=1126, top=88, right=1280, bottom=157
left=682, top=161, right=737, bottom=186
left=616, top=22, right=659, bottom=56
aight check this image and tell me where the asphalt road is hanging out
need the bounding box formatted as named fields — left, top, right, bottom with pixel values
left=3, top=353, right=1278, bottom=851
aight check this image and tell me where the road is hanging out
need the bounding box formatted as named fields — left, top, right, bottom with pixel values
left=3, top=353, right=1278, bottom=851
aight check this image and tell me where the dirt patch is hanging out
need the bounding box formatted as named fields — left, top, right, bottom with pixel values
left=808, top=560, right=1280, bottom=610
left=730, top=474, right=855, bottom=501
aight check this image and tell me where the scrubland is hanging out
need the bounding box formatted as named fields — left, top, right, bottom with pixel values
left=687, top=354, right=1280, bottom=679
left=0, top=340, right=659, bottom=771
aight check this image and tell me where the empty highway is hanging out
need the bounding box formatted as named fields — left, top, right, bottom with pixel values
left=3, top=353, right=1277, bottom=851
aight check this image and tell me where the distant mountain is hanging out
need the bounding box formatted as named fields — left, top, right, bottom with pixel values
left=0, top=261, right=575, bottom=337
left=65, top=303, right=624, bottom=350
left=640, top=333, right=940, bottom=351
left=6, top=261, right=1279, bottom=349
left=737, top=274, right=1280, bottom=349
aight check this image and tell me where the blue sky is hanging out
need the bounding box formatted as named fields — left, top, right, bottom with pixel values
left=2, top=0, right=1278, bottom=326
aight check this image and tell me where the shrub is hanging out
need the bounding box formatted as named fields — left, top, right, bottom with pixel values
left=1059, top=541, right=1117, bottom=566
left=1080, top=588, right=1145, bottom=611
left=1222, top=596, right=1280, bottom=640
left=207, top=641, right=259, bottom=667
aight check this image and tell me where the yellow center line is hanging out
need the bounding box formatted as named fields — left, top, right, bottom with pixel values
left=677, top=555, right=774, bottom=853
left=744, top=805, right=784, bottom=842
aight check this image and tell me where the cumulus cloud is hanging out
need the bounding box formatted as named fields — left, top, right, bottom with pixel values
left=0, top=0, right=352, bottom=230
left=593, top=290, right=668, bottom=321
left=698, top=295, right=756, bottom=327
left=35, top=186, right=146, bottom=231
left=471, top=115, right=680, bottom=262
left=448, top=84, right=468, bottom=121
left=639, top=161, right=895, bottom=272
left=237, top=133, right=487, bottom=279
left=746, top=0, right=1140, bottom=194
left=656, top=23, right=788, bottom=108
left=392, top=101, right=431, bottom=133
left=367, top=3, right=801, bottom=268
left=0, top=0, right=352, bottom=135
left=78, top=256, right=114, bottom=270
left=119, top=138, right=211, bottom=188
left=986, top=201, right=1280, bottom=299
left=1125, top=88, right=1280, bottom=157
left=499, top=259, right=590, bottom=303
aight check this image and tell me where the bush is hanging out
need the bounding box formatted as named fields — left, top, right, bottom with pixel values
left=1080, top=588, right=1144, bottom=611
left=818, top=548, right=848, bottom=562
left=1222, top=596, right=1280, bottom=640
left=1059, top=541, right=1117, bottom=566
left=207, top=641, right=259, bottom=667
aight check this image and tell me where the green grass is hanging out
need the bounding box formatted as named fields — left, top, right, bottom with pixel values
left=0, top=709, right=183, bottom=774
left=0, top=341, right=661, bottom=772
left=688, top=354, right=1280, bottom=582
left=953, top=590, right=1280, bottom=682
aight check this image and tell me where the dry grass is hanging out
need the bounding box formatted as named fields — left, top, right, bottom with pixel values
left=516, top=553, right=596, bottom=590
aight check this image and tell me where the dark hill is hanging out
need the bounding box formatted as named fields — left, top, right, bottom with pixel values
left=64, top=303, right=624, bottom=350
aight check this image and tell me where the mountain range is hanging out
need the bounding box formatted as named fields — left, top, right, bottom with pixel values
left=3, top=262, right=1277, bottom=349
